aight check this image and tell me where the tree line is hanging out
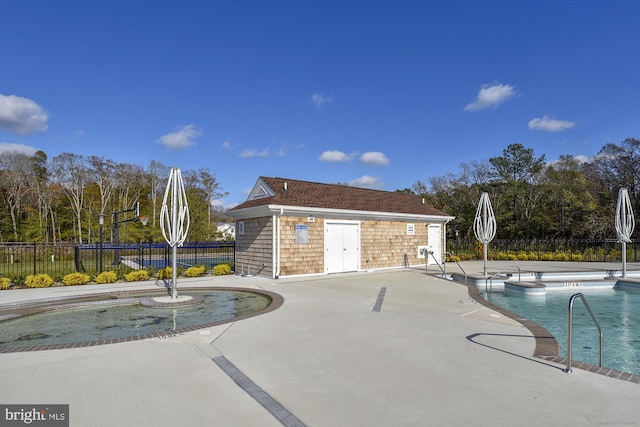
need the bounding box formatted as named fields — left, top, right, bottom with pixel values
left=2, top=138, right=638, bottom=245
left=0, top=151, right=229, bottom=244
left=410, top=138, right=640, bottom=241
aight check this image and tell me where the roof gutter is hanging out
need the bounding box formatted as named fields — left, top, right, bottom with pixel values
left=229, top=204, right=455, bottom=223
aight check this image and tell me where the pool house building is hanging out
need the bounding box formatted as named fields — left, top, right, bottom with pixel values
left=228, top=177, right=454, bottom=278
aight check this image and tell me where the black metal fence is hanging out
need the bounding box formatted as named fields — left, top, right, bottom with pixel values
left=0, top=241, right=235, bottom=281
left=446, top=238, right=640, bottom=262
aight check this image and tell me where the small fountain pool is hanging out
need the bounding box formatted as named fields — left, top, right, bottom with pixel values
left=0, top=287, right=282, bottom=352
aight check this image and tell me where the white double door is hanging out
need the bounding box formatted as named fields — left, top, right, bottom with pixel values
left=325, top=221, right=360, bottom=273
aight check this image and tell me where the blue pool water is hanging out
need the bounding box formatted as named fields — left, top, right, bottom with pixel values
left=483, top=288, right=640, bottom=375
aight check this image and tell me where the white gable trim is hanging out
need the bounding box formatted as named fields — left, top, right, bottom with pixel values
left=247, top=177, right=276, bottom=200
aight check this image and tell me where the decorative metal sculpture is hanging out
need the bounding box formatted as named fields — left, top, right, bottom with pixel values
left=474, top=192, right=496, bottom=276
left=615, top=187, right=634, bottom=278
left=160, top=168, right=190, bottom=299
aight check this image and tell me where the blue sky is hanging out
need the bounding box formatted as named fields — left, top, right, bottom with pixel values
left=1, top=1, right=639, bottom=209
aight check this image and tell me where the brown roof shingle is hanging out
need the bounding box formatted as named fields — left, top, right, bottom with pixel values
left=229, top=177, right=451, bottom=217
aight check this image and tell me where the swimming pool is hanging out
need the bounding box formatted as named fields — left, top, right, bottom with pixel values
left=483, top=288, right=640, bottom=375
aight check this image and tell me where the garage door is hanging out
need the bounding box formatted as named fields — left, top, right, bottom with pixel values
left=325, top=221, right=360, bottom=273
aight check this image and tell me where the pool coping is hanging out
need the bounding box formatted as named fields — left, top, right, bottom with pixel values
left=464, top=281, right=640, bottom=384
left=0, top=287, right=284, bottom=353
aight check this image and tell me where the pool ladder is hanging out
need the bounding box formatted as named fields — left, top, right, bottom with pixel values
left=485, top=266, right=521, bottom=293
left=566, top=293, right=602, bottom=373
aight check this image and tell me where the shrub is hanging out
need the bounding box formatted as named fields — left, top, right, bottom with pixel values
left=95, top=271, right=118, bottom=284
left=25, top=274, right=54, bottom=288
left=540, top=252, right=554, bottom=261
left=157, top=267, right=172, bottom=280
left=213, top=263, right=231, bottom=276
left=124, top=270, right=150, bottom=282
left=62, top=272, right=91, bottom=286
left=571, top=253, right=583, bottom=261
left=445, top=254, right=461, bottom=262
left=0, top=277, right=10, bottom=290
left=554, top=252, right=569, bottom=261
left=516, top=251, right=529, bottom=261
left=185, top=265, right=206, bottom=278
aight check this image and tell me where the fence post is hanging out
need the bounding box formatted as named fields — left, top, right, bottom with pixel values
left=33, top=242, right=37, bottom=276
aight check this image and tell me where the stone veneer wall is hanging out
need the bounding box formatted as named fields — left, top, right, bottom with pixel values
left=235, top=216, right=273, bottom=277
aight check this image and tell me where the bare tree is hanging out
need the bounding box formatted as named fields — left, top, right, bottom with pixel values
left=196, top=168, right=227, bottom=230
left=0, top=151, right=36, bottom=240
left=88, top=156, right=116, bottom=217
left=50, top=153, right=89, bottom=243
left=147, top=160, right=169, bottom=226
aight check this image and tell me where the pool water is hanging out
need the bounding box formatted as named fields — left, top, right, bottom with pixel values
left=0, top=290, right=272, bottom=348
left=484, top=288, right=640, bottom=375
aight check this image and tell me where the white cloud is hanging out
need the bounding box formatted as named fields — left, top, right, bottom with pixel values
left=240, top=148, right=269, bottom=158
left=0, top=143, right=38, bottom=156
left=348, top=175, right=383, bottom=188
left=464, top=83, right=516, bottom=111
left=318, top=150, right=356, bottom=162
left=157, top=124, right=202, bottom=149
left=574, top=154, right=590, bottom=163
left=0, top=93, right=49, bottom=134
left=528, top=116, right=575, bottom=132
left=311, top=92, right=334, bottom=107
left=222, top=139, right=232, bottom=149
left=360, top=151, right=389, bottom=166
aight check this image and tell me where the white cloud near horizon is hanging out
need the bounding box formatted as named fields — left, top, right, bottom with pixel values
left=0, top=93, right=49, bottom=134
left=318, top=150, right=357, bottom=162
left=528, top=116, right=575, bottom=132
left=240, top=148, right=269, bottom=158
left=360, top=151, right=389, bottom=166
left=0, top=142, right=38, bottom=156
left=157, top=124, right=202, bottom=149
left=311, top=92, right=334, bottom=107
left=464, top=83, right=516, bottom=111
left=348, top=175, right=383, bottom=189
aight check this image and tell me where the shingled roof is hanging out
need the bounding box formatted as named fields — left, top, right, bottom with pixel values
left=229, top=177, right=452, bottom=220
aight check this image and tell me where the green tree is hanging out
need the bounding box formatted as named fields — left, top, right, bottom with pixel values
left=489, top=143, right=546, bottom=239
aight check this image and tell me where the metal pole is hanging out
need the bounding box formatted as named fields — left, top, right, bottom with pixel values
left=99, top=214, right=104, bottom=273
left=622, top=241, right=627, bottom=278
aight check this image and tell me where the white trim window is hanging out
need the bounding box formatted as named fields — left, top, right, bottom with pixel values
left=407, top=223, right=415, bottom=235
left=238, top=221, right=245, bottom=235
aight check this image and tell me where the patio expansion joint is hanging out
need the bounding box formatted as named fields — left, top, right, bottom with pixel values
left=371, top=286, right=387, bottom=312
left=212, top=355, right=308, bottom=427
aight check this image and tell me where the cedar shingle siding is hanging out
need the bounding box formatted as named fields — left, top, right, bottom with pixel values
left=230, top=177, right=454, bottom=278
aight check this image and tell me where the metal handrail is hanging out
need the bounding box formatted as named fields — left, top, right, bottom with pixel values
left=427, top=251, right=447, bottom=277
left=566, top=293, right=603, bottom=373
left=484, top=266, right=521, bottom=293
left=444, top=252, right=467, bottom=284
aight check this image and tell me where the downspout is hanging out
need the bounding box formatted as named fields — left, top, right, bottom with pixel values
left=275, top=208, right=283, bottom=278
left=272, top=214, right=277, bottom=279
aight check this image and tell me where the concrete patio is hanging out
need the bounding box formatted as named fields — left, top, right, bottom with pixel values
left=1, top=261, right=639, bottom=426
